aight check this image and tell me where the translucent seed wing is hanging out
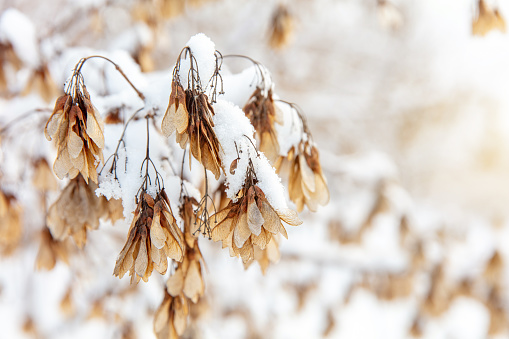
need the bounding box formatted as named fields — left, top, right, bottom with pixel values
left=299, top=153, right=316, bottom=193
left=247, top=199, right=264, bottom=236
left=183, top=260, right=204, bottom=303
left=233, top=213, right=251, bottom=248
left=277, top=208, right=302, bottom=226
left=166, top=267, right=184, bottom=296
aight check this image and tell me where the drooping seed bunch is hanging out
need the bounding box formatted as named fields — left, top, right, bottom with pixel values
left=114, top=189, right=185, bottom=283
left=211, top=159, right=302, bottom=264
left=166, top=196, right=205, bottom=303
left=154, top=290, right=189, bottom=339
left=154, top=196, right=206, bottom=338
left=46, top=175, right=104, bottom=248
left=242, top=65, right=283, bottom=163
left=44, top=64, right=105, bottom=184
left=274, top=103, right=330, bottom=212
left=161, top=47, right=223, bottom=180
left=278, top=140, right=329, bottom=212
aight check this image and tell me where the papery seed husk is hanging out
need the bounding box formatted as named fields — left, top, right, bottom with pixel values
left=53, top=146, right=74, bottom=180
left=86, top=113, right=104, bottom=149
left=151, top=241, right=168, bottom=274
left=247, top=195, right=264, bottom=236
left=299, top=153, right=316, bottom=193
left=163, top=214, right=184, bottom=259
left=278, top=208, right=302, bottom=226
left=67, top=129, right=84, bottom=159
left=238, top=238, right=254, bottom=263
left=173, top=296, right=188, bottom=335
left=233, top=212, right=251, bottom=248
left=302, top=183, right=318, bottom=212
left=224, top=231, right=234, bottom=251
left=315, top=173, right=330, bottom=205
left=71, top=227, right=87, bottom=249
left=279, top=224, right=288, bottom=239
left=260, top=201, right=281, bottom=234
left=167, top=267, right=184, bottom=296
left=154, top=294, right=171, bottom=333
left=134, top=228, right=149, bottom=278
left=47, top=198, right=68, bottom=240
left=114, top=220, right=138, bottom=277
left=211, top=216, right=234, bottom=242
left=162, top=105, right=181, bottom=137
left=45, top=112, right=62, bottom=141
left=35, top=234, right=56, bottom=270
left=167, top=240, right=184, bottom=262
left=45, top=95, right=69, bottom=139
left=252, top=228, right=270, bottom=250
left=183, top=260, right=204, bottom=303
left=151, top=203, right=167, bottom=249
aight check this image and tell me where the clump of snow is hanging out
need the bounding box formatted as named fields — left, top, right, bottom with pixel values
left=221, top=63, right=274, bottom=107
left=96, top=118, right=172, bottom=221
left=221, top=65, right=259, bottom=107
left=179, top=33, right=217, bottom=91
left=142, top=70, right=173, bottom=116
left=213, top=99, right=254, bottom=199
left=275, top=101, right=304, bottom=156
left=96, top=172, right=121, bottom=200
left=445, top=219, right=495, bottom=283
left=213, top=99, right=288, bottom=210
left=0, top=8, right=39, bottom=67
left=252, top=152, right=288, bottom=211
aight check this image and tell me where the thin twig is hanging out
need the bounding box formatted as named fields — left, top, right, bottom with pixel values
left=75, top=55, right=145, bottom=101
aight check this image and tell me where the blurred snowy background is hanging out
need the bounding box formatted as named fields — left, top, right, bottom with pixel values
left=2, top=0, right=509, bottom=338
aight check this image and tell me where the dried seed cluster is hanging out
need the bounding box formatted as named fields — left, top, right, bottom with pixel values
left=114, top=190, right=185, bottom=283
left=277, top=141, right=329, bottom=212
left=162, top=79, right=222, bottom=180
left=154, top=196, right=205, bottom=338
left=44, top=80, right=104, bottom=184
left=46, top=176, right=105, bottom=248
left=154, top=291, right=190, bottom=339
left=243, top=87, right=282, bottom=162
left=211, top=162, right=302, bottom=265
